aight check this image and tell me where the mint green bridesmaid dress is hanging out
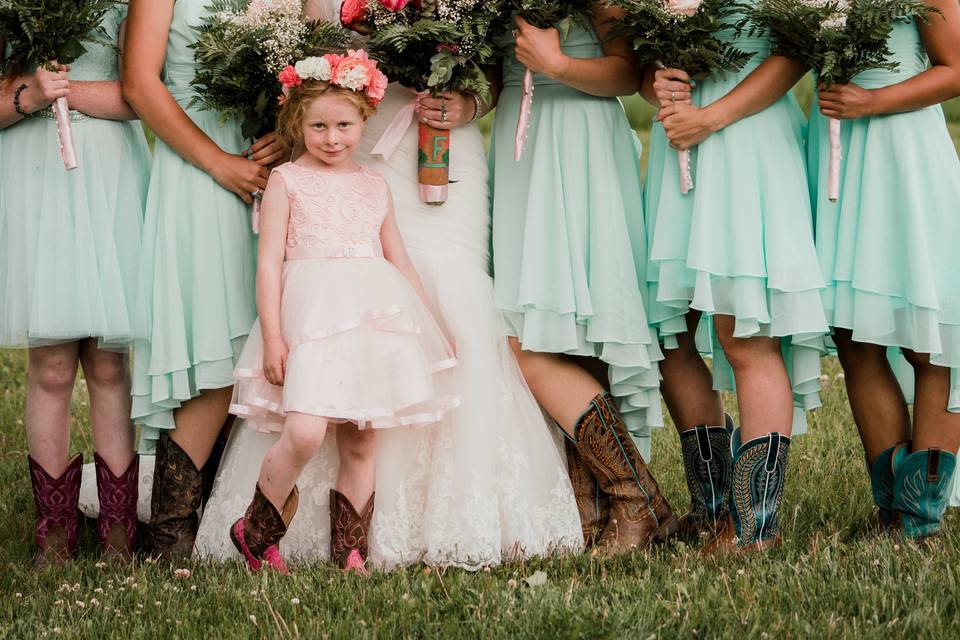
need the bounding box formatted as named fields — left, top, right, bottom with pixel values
left=490, top=25, right=663, bottom=457
left=0, top=5, right=149, bottom=351
left=807, top=19, right=960, bottom=503
left=643, top=9, right=828, bottom=434
left=131, top=0, right=258, bottom=452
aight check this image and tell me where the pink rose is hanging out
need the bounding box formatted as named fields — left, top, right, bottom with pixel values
left=664, top=0, right=702, bottom=17
left=340, top=0, right=369, bottom=28
left=367, top=67, right=389, bottom=104
left=378, top=0, right=408, bottom=11
left=278, top=65, right=302, bottom=88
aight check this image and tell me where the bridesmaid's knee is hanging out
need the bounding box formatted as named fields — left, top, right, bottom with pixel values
left=29, top=351, right=78, bottom=397
left=82, top=351, right=128, bottom=389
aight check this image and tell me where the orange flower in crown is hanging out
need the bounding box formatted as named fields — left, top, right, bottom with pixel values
left=277, top=50, right=388, bottom=105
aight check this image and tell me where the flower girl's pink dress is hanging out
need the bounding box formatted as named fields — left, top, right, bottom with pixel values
left=230, top=162, right=459, bottom=431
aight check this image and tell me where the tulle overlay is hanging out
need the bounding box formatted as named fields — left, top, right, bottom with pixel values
left=194, top=79, right=583, bottom=567
left=131, top=0, right=258, bottom=452
left=230, top=257, right=459, bottom=430
left=643, top=29, right=828, bottom=433
left=808, top=21, right=960, bottom=418
left=490, top=27, right=663, bottom=456
left=0, top=6, right=148, bottom=350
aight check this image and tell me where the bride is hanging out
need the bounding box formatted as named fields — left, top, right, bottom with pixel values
left=191, top=0, right=583, bottom=569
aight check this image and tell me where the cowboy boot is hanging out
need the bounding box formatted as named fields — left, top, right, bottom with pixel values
left=892, top=447, right=957, bottom=541
left=149, top=436, right=203, bottom=559
left=573, top=392, right=677, bottom=555
left=94, top=454, right=139, bottom=561
left=28, top=454, right=82, bottom=568
left=563, top=437, right=610, bottom=547
left=868, top=444, right=901, bottom=531
left=675, top=415, right=734, bottom=542
left=330, top=489, right=375, bottom=575
left=702, top=430, right=790, bottom=555
left=230, top=484, right=299, bottom=574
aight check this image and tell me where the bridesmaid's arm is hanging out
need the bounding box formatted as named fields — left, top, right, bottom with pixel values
left=65, top=21, right=136, bottom=121
left=122, top=0, right=268, bottom=203
left=0, top=65, right=70, bottom=130
left=819, top=0, right=960, bottom=119
left=657, top=56, right=806, bottom=150
left=514, top=3, right=640, bottom=97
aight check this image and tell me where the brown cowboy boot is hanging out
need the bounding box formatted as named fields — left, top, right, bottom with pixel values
left=149, top=436, right=203, bottom=559
left=230, top=484, right=299, bottom=575
left=574, top=393, right=677, bottom=555
left=330, top=489, right=374, bottom=575
left=564, top=438, right=610, bottom=547
left=94, top=454, right=139, bottom=561
left=28, top=454, right=82, bottom=568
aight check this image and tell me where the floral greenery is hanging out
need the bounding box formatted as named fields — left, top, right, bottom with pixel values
left=190, top=0, right=352, bottom=140
left=362, top=1, right=504, bottom=100
left=0, top=0, right=116, bottom=77
left=502, top=0, right=594, bottom=37
left=607, top=0, right=756, bottom=79
left=744, top=0, right=937, bottom=85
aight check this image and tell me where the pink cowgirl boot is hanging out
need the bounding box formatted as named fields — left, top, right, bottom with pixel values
left=230, top=484, right=299, bottom=575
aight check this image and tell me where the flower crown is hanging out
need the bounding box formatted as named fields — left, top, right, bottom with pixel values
left=278, top=50, right=388, bottom=105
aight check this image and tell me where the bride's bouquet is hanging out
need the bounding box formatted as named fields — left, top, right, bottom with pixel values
left=0, top=0, right=116, bottom=170
left=607, top=0, right=755, bottom=194
left=504, top=1, right=593, bottom=161
left=340, top=0, right=503, bottom=205
left=744, top=0, right=935, bottom=201
left=190, top=0, right=351, bottom=231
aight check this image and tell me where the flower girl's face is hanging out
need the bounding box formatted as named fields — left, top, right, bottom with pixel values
left=301, top=93, right=366, bottom=167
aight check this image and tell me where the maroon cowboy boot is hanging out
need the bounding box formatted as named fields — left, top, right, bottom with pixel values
left=94, top=454, right=139, bottom=561
left=28, top=454, right=82, bottom=568
left=330, top=489, right=374, bottom=575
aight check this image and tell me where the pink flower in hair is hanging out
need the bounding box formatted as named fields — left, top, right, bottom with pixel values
left=367, top=66, right=389, bottom=104
left=278, top=65, right=302, bottom=88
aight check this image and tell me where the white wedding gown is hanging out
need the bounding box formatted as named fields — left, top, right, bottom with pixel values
left=189, top=3, right=583, bottom=566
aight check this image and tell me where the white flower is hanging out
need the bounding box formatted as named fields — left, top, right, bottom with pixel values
left=664, top=0, right=702, bottom=17
left=335, top=63, right=372, bottom=91
left=295, top=57, right=333, bottom=82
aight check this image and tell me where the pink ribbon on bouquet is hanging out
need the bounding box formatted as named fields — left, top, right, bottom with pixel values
left=370, top=97, right=419, bottom=161
left=53, top=97, right=78, bottom=171
left=827, top=117, right=842, bottom=202
left=513, top=68, right=534, bottom=162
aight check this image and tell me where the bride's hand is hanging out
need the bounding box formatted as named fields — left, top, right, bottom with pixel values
left=263, top=336, right=288, bottom=386
left=417, top=91, right=477, bottom=130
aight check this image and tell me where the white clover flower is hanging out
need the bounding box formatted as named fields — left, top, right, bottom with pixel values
left=295, top=57, right=333, bottom=82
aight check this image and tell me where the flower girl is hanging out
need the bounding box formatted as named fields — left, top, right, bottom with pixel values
left=228, top=51, right=458, bottom=575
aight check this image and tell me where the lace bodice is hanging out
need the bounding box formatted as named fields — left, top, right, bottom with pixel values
left=273, top=163, right=390, bottom=253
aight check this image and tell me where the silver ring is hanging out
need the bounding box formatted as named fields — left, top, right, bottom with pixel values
left=671, top=91, right=677, bottom=102
left=440, top=102, right=448, bottom=123
left=252, top=189, right=263, bottom=200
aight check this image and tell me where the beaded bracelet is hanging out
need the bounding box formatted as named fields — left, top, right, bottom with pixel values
left=466, top=92, right=483, bottom=124
left=13, top=83, right=30, bottom=117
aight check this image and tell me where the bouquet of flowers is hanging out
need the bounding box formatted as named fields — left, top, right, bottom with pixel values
left=191, top=0, right=352, bottom=140
left=745, top=0, right=935, bottom=200
left=0, top=0, right=116, bottom=170
left=607, top=0, right=755, bottom=193
left=504, top=1, right=593, bottom=161
left=191, top=0, right=351, bottom=231
left=341, top=0, right=504, bottom=204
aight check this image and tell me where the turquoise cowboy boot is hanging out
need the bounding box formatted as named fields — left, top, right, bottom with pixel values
left=892, top=447, right=957, bottom=540
left=676, top=415, right=735, bottom=540
left=868, top=445, right=899, bottom=530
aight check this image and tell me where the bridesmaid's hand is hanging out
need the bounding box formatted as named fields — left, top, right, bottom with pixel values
left=513, top=16, right=569, bottom=80
left=245, top=131, right=288, bottom=167
left=417, top=91, right=477, bottom=130
left=21, top=63, right=70, bottom=114
left=263, top=336, right=288, bottom=386
left=209, top=153, right=270, bottom=204
left=818, top=82, right=875, bottom=120
left=653, top=68, right=693, bottom=109
left=659, top=103, right=722, bottom=150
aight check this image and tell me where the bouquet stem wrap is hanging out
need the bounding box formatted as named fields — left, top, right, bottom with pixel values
left=828, top=117, right=841, bottom=202
left=514, top=68, right=535, bottom=162
left=678, top=148, right=693, bottom=194
left=53, top=97, right=78, bottom=171
left=251, top=199, right=262, bottom=234
left=418, top=121, right=449, bottom=205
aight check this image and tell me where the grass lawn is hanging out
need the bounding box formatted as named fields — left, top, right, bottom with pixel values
left=3, top=85, right=960, bottom=639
